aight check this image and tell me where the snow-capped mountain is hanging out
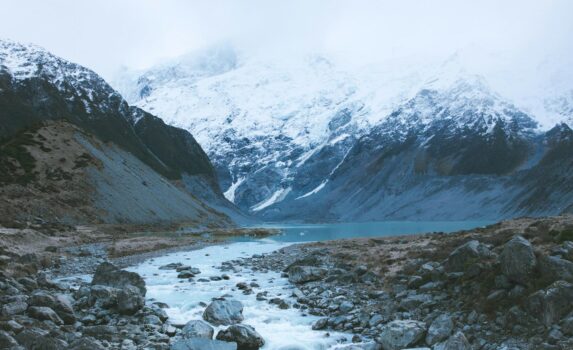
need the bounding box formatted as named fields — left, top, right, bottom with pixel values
left=0, top=39, right=243, bottom=225
left=115, top=45, right=573, bottom=221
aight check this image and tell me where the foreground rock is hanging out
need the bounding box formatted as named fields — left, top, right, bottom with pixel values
left=287, top=265, right=327, bottom=284
left=526, top=280, right=573, bottom=327
left=500, top=235, right=537, bottom=284
left=171, top=338, right=238, bottom=350
left=378, top=320, right=426, bottom=350
left=203, top=299, right=244, bottom=326
left=216, top=324, right=265, bottom=350
left=445, top=240, right=493, bottom=274
left=425, top=314, right=453, bottom=345
left=236, top=215, right=573, bottom=349
left=181, top=319, right=215, bottom=339
left=0, top=259, right=176, bottom=350
left=91, top=261, right=147, bottom=295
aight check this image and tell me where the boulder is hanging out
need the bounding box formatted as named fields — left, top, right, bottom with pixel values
left=339, top=300, right=355, bottom=313
left=82, top=325, right=118, bottom=341
left=378, top=320, right=426, bottom=350
left=69, top=337, right=106, bottom=350
left=539, top=255, right=573, bottom=283
left=1, top=301, right=27, bottom=316
left=445, top=240, right=492, bottom=273
left=203, top=300, right=244, bottom=326
left=551, top=241, right=573, bottom=261
left=284, top=255, right=322, bottom=272
left=91, top=262, right=146, bottom=296
left=426, top=314, right=454, bottom=345
left=29, top=290, right=76, bottom=324
left=28, top=306, right=64, bottom=325
left=562, top=316, right=573, bottom=335
left=287, top=266, right=327, bottom=284
left=443, top=331, right=471, bottom=350
left=312, top=318, right=328, bottom=330
left=181, top=320, right=214, bottom=339
left=526, top=280, right=573, bottom=327
left=0, top=330, right=18, bottom=349
left=15, top=329, right=67, bottom=349
left=399, top=294, right=432, bottom=311
left=216, top=324, right=265, bottom=350
left=89, top=285, right=118, bottom=308
left=117, top=285, right=145, bottom=315
left=500, top=235, right=537, bottom=284
left=171, top=338, right=237, bottom=350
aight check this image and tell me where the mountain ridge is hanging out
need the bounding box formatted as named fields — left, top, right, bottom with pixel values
left=115, top=45, right=573, bottom=221
left=0, top=39, right=245, bottom=226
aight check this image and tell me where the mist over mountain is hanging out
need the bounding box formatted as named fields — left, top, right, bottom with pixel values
left=114, top=44, right=573, bottom=221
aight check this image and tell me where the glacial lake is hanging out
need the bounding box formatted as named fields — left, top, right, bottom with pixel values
left=239, top=220, right=494, bottom=242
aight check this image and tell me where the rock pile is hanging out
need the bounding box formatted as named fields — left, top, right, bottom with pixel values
left=238, top=220, right=573, bottom=350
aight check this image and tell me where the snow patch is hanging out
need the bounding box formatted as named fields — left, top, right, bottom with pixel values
left=251, top=187, right=291, bottom=212
left=223, top=177, right=245, bottom=203
left=296, top=180, right=328, bottom=200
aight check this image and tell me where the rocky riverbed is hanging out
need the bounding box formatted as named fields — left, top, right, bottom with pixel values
left=234, top=215, right=573, bottom=349
left=1, top=215, right=573, bottom=349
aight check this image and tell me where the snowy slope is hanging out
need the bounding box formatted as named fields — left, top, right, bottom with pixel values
left=115, top=45, right=573, bottom=218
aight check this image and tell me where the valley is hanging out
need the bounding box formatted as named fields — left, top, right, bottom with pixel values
left=1, top=3, right=572, bottom=347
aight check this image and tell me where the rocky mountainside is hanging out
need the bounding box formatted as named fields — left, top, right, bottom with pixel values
left=0, top=39, right=243, bottom=226
left=116, top=46, right=573, bottom=221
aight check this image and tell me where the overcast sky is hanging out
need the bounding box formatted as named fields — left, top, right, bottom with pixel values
left=1, top=0, right=572, bottom=79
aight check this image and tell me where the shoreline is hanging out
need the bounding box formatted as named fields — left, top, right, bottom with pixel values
left=233, top=214, right=573, bottom=349
left=2, top=215, right=573, bottom=349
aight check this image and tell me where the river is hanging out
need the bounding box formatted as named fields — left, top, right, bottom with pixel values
left=126, top=221, right=491, bottom=349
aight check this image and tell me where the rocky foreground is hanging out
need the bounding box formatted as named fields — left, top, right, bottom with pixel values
left=235, top=215, right=573, bottom=350
left=1, top=215, right=573, bottom=349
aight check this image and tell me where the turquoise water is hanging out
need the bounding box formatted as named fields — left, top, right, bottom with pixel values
left=240, top=221, right=493, bottom=242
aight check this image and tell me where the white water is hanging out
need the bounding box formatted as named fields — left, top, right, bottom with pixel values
left=127, top=240, right=353, bottom=349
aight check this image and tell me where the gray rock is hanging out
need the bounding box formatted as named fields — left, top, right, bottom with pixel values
left=203, top=299, right=244, bottom=326
left=117, top=285, right=145, bottom=315
left=144, top=314, right=163, bottom=325
left=288, top=266, right=327, bottom=284
left=29, top=291, right=76, bottom=324
left=89, top=285, right=118, bottom=308
left=82, top=325, right=118, bottom=341
left=171, top=338, right=237, bottom=350
left=1, top=300, right=27, bottom=316
left=216, top=324, right=265, bottom=350
left=500, top=235, right=537, bottom=284
left=312, top=318, right=328, bottom=330
left=339, top=301, right=355, bottom=313
left=378, top=320, right=426, bottom=350
left=561, top=315, right=573, bottom=335
left=369, top=314, right=385, bottom=327
left=181, top=320, right=214, bottom=339
left=443, top=331, right=471, bottom=350
left=399, top=294, right=432, bottom=311
left=445, top=240, right=492, bottom=273
left=552, top=241, right=573, bottom=261
left=526, top=280, right=573, bottom=326
left=15, top=329, right=67, bottom=349
left=0, top=330, right=18, bottom=348
left=426, top=314, right=454, bottom=345
left=91, top=262, right=146, bottom=296
left=69, top=337, right=106, bottom=350
left=28, top=306, right=64, bottom=325
left=539, top=255, right=573, bottom=283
